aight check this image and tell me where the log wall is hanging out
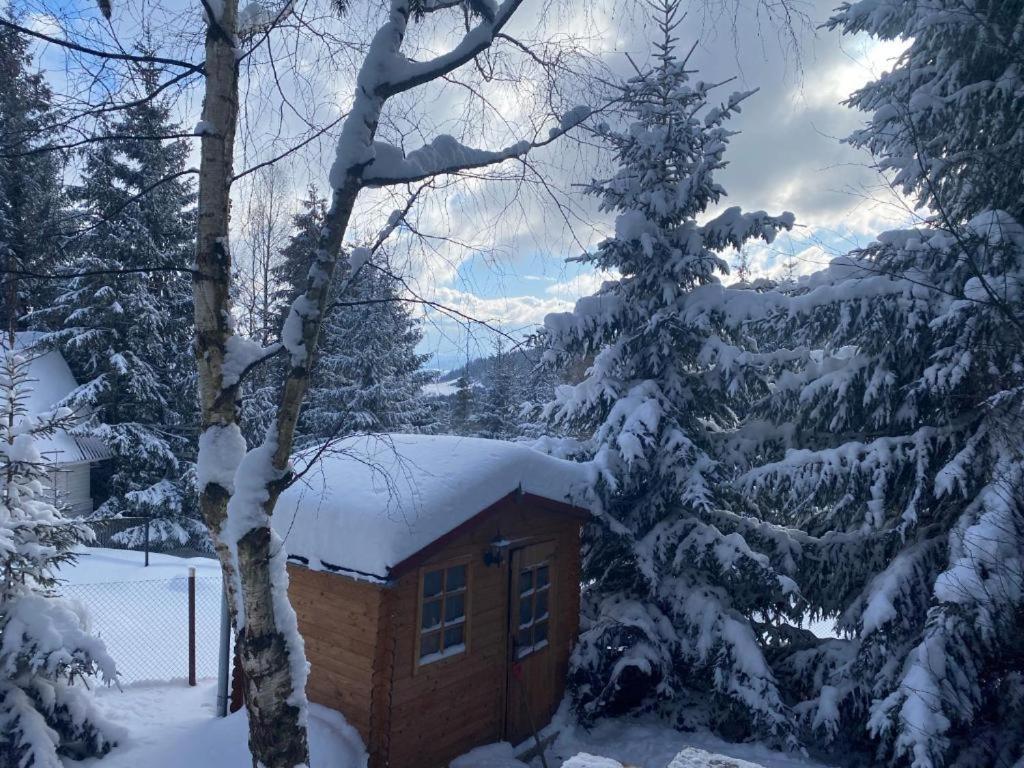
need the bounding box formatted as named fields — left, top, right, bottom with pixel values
left=287, top=494, right=583, bottom=768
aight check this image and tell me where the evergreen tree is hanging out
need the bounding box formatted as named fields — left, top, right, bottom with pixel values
left=35, top=63, right=200, bottom=546
left=298, top=263, right=435, bottom=443
left=826, top=1, right=1024, bottom=224
left=730, top=6, right=1024, bottom=765
left=740, top=212, right=1024, bottom=768
left=450, top=370, right=475, bottom=436
left=271, top=185, right=327, bottom=328
left=517, top=342, right=564, bottom=439
left=472, top=339, right=521, bottom=439
left=0, top=19, right=65, bottom=324
left=235, top=179, right=320, bottom=446
left=0, top=339, right=118, bottom=767
left=537, top=1, right=800, bottom=745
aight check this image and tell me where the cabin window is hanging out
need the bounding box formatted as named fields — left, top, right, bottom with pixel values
left=515, top=561, right=550, bottom=658
left=417, top=562, right=468, bottom=665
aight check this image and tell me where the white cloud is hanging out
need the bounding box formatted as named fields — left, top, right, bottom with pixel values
left=744, top=242, right=830, bottom=281
left=545, top=271, right=615, bottom=300
left=428, top=286, right=572, bottom=330
left=792, top=36, right=910, bottom=112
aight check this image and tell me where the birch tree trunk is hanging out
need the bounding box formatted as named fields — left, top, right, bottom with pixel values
left=192, top=2, right=571, bottom=765
left=193, top=1, right=312, bottom=765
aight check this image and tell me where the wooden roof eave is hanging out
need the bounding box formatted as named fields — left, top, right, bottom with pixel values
left=385, top=489, right=589, bottom=580
left=284, top=489, right=588, bottom=584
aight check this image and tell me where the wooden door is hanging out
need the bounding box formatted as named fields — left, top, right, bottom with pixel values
left=505, top=540, right=557, bottom=746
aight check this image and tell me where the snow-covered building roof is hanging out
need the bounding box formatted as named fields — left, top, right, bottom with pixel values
left=5, top=333, right=110, bottom=465
left=419, top=378, right=483, bottom=398
left=274, top=434, right=593, bottom=580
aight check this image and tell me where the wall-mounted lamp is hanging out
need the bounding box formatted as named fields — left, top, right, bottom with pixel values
left=484, top=533, right=510, bottom=567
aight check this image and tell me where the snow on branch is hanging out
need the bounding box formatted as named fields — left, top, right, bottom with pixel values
left=376, top=0, right=525, bottom=97
left=221, top=335, right=283, bottom=389
left=361, top=107, right=590, bottom=186
left=329, top=0, right=569, bottom=188
left=237, top=0, right=294, bottom=35
left=361, top=136, right=529, bottom=185
left=280, top=295, right=320, bottom=366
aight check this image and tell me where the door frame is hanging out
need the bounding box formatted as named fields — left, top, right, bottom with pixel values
left=502, top=539, right=557, bottom=744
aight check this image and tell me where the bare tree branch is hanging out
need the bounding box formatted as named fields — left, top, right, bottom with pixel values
left=0, top=17, right=202, bottom=71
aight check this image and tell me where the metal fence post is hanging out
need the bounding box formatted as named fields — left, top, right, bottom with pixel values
left=216, top=582, right=230, bottom=716
left=188, top=567, right=197, bottom=686
left=144, top=515, right=150, bottom=567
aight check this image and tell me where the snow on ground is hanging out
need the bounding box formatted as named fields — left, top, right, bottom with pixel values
left=544, top=720, right=831, bottom=768
left=421, top=378, right=484, bottom=397
left=59, top=547, right=225, bottom=683
left=421, top=379, right=461, bottom=397
left=57, top=548, right=834, bottom=768
left=454, top=706, right=834, bottom=768
left=545, top=717, right=832, bottom=768
left=62, top=546, right=221, bottom=584
left=67, top=682, right=833, bottom=768
left=64, top=680, right=367, bottom=768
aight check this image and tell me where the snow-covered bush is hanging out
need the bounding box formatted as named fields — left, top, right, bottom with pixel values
left=537, top=0, right=800, bottom=747
left=0, top=344, right=118, bottom=767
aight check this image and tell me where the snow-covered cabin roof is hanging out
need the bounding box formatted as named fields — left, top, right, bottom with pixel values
left=4, top=333, right=110, bottom=465
left=274, top=434, right=593, bottom=580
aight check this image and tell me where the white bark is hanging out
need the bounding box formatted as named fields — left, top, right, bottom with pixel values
left=193, top=0, right=311, bottom=765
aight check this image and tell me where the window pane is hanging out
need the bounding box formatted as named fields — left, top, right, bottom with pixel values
left=446, top=564, right=466, bottom=591
left=519, top=596, right=533, bottom=627
left=536, top=590, right=549, bottom=620
left=534, top=620, right=548, bottom=644
left=421, top=598, right=441, bottom=630
left=516, top=627, right=532, bottom=648
left=420, top=631, right=440, bottom=658
left=518, top=569, right=533, bottom=595
left=444, top=592, right=465, bottom=623
left=423, top=569, right=443, bottom=598
left=536, top=565, right=550, bottom=588
left=443, top=624, right=464, bottom=649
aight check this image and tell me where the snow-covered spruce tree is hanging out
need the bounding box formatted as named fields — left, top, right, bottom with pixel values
left=739, top=215, right=1024, bottom=768
left=735, top=6, right=1024, bottom=766
left=472, top=339, right=521, bottom=439
left=517, top=343, right=565, bottom=439
left=297, top=260, right=435, bottom=444
left=0, top=19, right=66, bottom=323
left=0, top=340, right=118, bottom=767
left=537, top=1, right=800, bottom=745
left=270, top=185, right=328, bottom=329
left=259, top=191, right=435, bottom=445
left=826, top=0, right=1024, bottom=225
left=449, top=370, right=475, bottom=435
left=36, top=63, right=200, bottom=546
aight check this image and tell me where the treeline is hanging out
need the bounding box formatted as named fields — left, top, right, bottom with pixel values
left=432, top=343, right=564, bottom=439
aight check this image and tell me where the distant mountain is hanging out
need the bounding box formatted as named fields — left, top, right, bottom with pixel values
left=438, top=347, right=542, bottom=383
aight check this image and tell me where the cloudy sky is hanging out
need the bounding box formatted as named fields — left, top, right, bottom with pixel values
left=26, top=0, right=914, bottom=371
left=390, top=0, right=914, bottom=370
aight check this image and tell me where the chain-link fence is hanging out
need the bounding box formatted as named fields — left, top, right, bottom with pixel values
left=87, top=516, right=214, bottom=560
left=63, top=574, right=225, bottom=684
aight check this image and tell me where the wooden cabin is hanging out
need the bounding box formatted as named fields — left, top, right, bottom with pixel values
left=274, top=434, right=592, bottom=768
left=6, top=333, right=109, bottom=515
